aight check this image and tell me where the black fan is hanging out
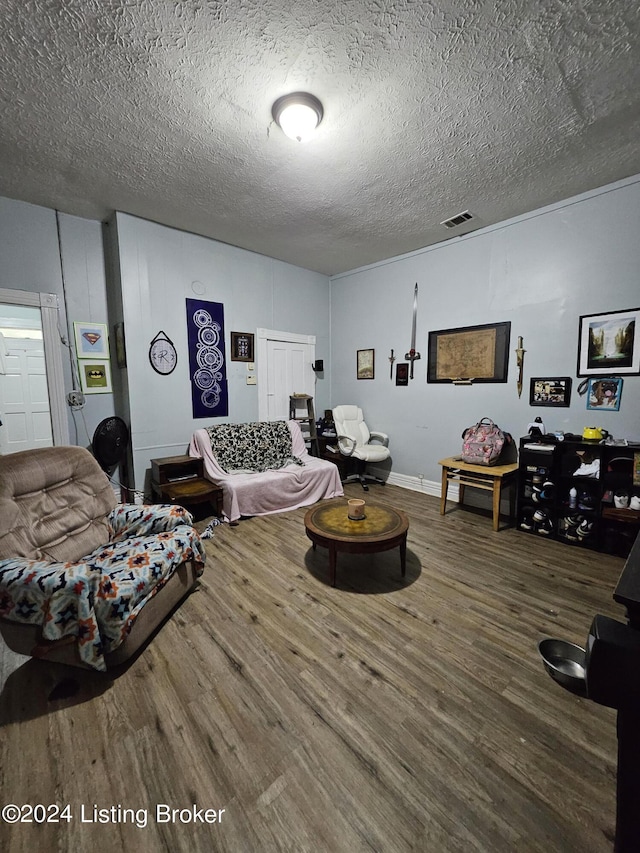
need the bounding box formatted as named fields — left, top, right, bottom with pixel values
left=92, top=416, right=130, bottom=474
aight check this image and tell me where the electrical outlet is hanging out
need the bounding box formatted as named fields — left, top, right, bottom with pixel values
left=418, top=472, right=424, bottom=479
left=246, top=375, right=257, bottom=385
left=67, top=391, right=85, bottom=408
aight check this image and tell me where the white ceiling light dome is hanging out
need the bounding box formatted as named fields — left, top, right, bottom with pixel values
left=272, top=92, right=323, bottom=143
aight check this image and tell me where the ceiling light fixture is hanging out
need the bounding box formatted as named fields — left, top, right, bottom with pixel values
left=272, top=92, right=323, bottom=143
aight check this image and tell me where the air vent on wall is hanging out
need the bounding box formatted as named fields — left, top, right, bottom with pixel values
left=441, top=210, right=474, bottom=229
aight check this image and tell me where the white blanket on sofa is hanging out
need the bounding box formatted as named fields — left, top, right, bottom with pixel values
left=188, top=420, right=343, bottom=522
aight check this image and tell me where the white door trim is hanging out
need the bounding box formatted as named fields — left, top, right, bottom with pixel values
left=257, top=328, right=316, bottom=421
left=0, top=287, right=70, bottom=446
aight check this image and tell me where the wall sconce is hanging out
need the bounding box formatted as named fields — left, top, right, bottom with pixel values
left=272, top=92, right=323, bottom=143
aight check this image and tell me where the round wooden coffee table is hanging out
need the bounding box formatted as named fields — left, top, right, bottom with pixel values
left=304, top=499, right=409, bottom=587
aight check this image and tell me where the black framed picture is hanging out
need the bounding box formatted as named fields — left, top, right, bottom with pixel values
left=427, top=321, right=510, bottom=383
left=577, top=307, right=639, bottom=376
left=529, top=377, right=572, bottom=407
left=230, top=331, right=254, bottom=362
left=395, top=363, right=409, bottom=386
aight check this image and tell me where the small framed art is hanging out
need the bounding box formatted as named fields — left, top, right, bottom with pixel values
left=395, top=363, right=409, bottom=386
left=577, top=307, right=639, bottom=376
left=230, top=332, right=254, bottom=362
left=357, top=349, right=375, bottom=380
left=74, top=321, right=109, bottom=359
left=79, top=360, right=113, bottom=394
left=529, top=377, right=572, bottom=407
left=114, top=321, right=127, bottom=369
left=586, top=377, right=623, bottom=412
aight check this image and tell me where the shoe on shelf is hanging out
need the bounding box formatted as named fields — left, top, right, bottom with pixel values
left=577, top=519, right=594, bottom=539
left=574, top=459, right=601, bottom=478
left=578, top=492, right=596, bottom=511
left=538, top=518, right=554, bottom=536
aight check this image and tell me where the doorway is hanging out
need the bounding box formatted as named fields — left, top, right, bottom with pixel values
left=0, top=306, right=52, bottom=454
left=257, top=329, right=316, bottom=421
left=0, top=288, right=69, bottom=452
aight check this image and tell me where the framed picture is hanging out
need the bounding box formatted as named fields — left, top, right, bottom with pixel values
left=230, top=331, right=254, bottom=362
left=357, top=348, right=375, bottom=379
left=586, top=377, right=623, bottom=412
left=529, top=377, right=572, bottom=407
left=577, top=307, right=639, bottom=376
left=427, top=321, right=511, bottom=383
left=395, top=363, right=409, bottom=386
left=79, top=360, right=112, bottom=394
left=74, top=321, right=109, bottom=359
left=114, top=321, right=126, bottom=369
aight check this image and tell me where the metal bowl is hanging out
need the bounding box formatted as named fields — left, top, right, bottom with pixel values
left=538, top=638, right=587, bottom=696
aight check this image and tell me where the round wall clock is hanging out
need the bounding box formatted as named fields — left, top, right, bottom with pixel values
left=149, top=331, right=178, bottom=375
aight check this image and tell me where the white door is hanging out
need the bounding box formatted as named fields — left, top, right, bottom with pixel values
left=257, top=329, right=316, bottom=421
left=0, top=337, right=53, bottom=454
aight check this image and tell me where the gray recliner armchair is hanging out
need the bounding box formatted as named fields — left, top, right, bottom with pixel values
left=332, top=405, right=390, bottom=491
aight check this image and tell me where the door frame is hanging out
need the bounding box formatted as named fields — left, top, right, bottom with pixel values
left=256, top=328, right=315, bottom=421
left=0, top=287, right=70, bottom=446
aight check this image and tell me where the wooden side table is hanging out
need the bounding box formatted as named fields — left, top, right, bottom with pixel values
left=151, top=454, right=223, bottom=518
left=438, top=456, right=518, bottom=532
left=318, top=437, right=351, bottom=481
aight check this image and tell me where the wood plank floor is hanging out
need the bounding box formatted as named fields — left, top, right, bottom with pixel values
left=0, top=484, right=627, bottom=852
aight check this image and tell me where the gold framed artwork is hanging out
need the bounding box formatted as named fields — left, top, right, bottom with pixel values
left=427, top=322, right=511, bottom=383
left=357, top=348, right=375, bottom=380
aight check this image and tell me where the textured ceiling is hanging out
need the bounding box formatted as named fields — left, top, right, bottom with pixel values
left=1, top=1, right=640, bottom=275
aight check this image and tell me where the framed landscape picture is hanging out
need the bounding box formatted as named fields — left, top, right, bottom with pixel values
left=577, top=307, right=639, bottom=376
left=357, top=348, right=375, bottom=379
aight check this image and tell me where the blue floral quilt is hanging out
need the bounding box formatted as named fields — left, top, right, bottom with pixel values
left=0, top=504, right=205, bottom=671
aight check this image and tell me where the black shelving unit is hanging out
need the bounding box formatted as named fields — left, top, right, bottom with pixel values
left=516, top=437, right=640, bottom=557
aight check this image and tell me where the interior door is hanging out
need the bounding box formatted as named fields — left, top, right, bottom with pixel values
left=257, top=330, right=316, bottom=422
left=266, top=338, right=315, bottom=420
left=0, top=336, right=53, bottom=454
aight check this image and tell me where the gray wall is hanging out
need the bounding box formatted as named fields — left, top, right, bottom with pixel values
left=0, top=197, right=114, bottom=448
left=2, top=174, right=639, bottom=502
left=111, top=213, right=331, bottom=490
left=330, top=176, right=640, bottom=492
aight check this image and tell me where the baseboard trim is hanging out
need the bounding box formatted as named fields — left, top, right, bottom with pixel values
left=369, top=468, right=459, bottom=502
left=369, top=467, right=513, bottom=515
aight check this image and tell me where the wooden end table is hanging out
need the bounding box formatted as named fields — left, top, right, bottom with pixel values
left=438, top=456, right=518, bottom=531
left=151, top=454, right=223, bottom=518
left=304, top=499, right=409, bottom=587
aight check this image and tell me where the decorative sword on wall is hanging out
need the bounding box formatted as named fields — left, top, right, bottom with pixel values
left=515, top=335, right=526, bottom=397
left=404, top=283, right=421, bottom=379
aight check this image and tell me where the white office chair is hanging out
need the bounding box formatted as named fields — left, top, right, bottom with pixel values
left=332, top=405, right=390, bottom=490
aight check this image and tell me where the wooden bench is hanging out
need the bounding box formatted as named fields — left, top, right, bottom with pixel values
left=438, top=456, right=518, bottom=531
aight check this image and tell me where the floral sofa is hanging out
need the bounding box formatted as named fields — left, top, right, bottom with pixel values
left=0, top=445, right=205, bottom=671
left=188, top=419, right=343, bottom=522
